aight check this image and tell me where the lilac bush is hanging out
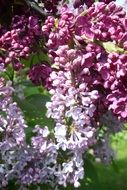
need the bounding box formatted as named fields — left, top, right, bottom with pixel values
left=0, top=0, right=127, bottom=189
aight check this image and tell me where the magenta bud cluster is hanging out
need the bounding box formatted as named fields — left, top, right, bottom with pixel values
left=0, top=15, right=42, bottom=71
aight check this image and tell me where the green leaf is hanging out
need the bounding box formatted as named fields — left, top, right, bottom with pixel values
left=111, top=159, right=119, bottom=173
left=101, top=42, right=124, bottom=53
left=21, top=52, right=50, bottom=68
left=14, top=94, right=54, bottom=138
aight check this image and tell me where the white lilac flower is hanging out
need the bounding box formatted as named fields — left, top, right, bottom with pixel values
left=54, top=123, right=67, bottom=150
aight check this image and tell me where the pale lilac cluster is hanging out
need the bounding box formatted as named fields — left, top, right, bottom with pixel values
left=8, top=126, right=57, bottom=188
left=0, top=15, right=42, bottom=70
left=46, top=45, right=99, bottom=187
left=47, top=74, right=98, bottom=151
left=0, top=77, right=57, bottom=188
left=0, top=78, right=26, bottom=149
left=0, top=74, right=85, bottom=188
left=0, top=77, right=26, bottom=187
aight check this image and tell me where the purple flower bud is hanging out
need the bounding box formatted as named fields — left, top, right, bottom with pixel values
left=28, top=63, right=52, bottom=86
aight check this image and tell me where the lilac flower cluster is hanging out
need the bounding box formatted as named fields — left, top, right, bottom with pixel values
left=0, top=77, right=85, bottom=188
left=43, top=1, right=127, bottom=121
left=28, top=62, right=52, bottom=87
left=46, top=45, right=99, bottom=186
left=75, top=2, right=126, bottom=44
left=0, top=15, right=42, bottom=71
left=42, top=1, right=127, bottom=186
left=43, top=1, right=126, bottom=47
left=10, top=126, right=57, bottom=188
left=73, top=0, right=115, bottom=8
left=42, top=11, right=75, bottom=49
left=0, top=77, right=26, bottom=187
left=1, top=0, right=127, bottom=189
left=0, top=77, right=57, bottom=189
left=0, top=73, right=85, bottom=188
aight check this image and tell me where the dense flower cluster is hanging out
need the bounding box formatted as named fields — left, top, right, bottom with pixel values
left=43, top=1, right=127, bottom=186
left=46, top=45, right=99, bottom=187
left=28, top=62, right=52, bottom=86
left=0, top=77, right=56, bottom=189
left=0, top=77, right=26, bottom=187
left=43, top=1, right=127, bottom=121
left=73, top=0, right=115, bottom=8
left=0, top=14, right=42, bottom=70
left=43, top=1, right=126, bottom=47
left=0, top=0, right=127, bottom=189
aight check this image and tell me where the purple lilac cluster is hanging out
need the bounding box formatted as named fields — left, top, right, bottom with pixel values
left=73, top=0, right=115, bottom=8
left=43, top=2, right=126, bottom=47
left=43, top=1, right=127, bottom=121
left=28, top=62, right=52, bottom=87
left=0, top=15, right=42, bottom=71
left=42, top=11, right=75, bottom=50
left=74, top=2, right=126, bottom=44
